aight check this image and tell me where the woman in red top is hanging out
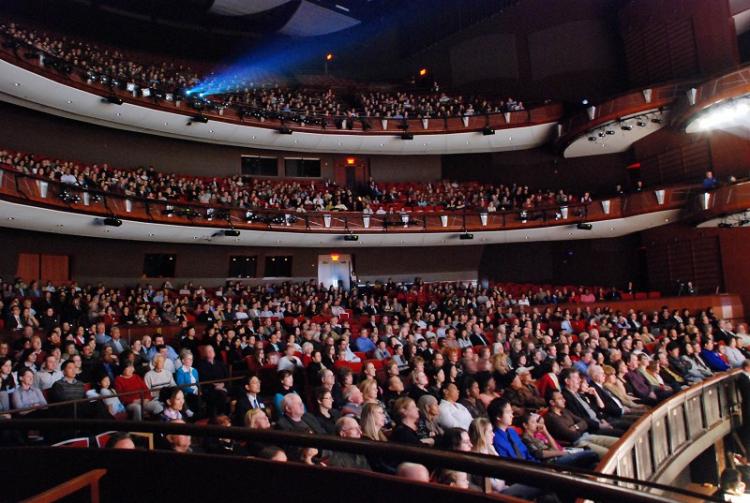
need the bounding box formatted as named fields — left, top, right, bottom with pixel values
left=114, top=362, right=163, bottom=420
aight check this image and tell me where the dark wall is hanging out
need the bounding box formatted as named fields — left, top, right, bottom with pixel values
left=0, top=102, right=446, bottom=183
left=618, top=0, right=738, bottom=86
left=402, top=0, right=626, bottom=102
left=478, top=234, right=645, bottom=289
left=443, top=149, right=632, bottom=195
left=0, top=228, right=483, bottom=286
left=640, top=224, right=750, bottom=307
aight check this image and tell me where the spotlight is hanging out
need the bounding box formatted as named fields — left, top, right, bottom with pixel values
left=419, top=68, right=428, bottom=77
left=344, top=234, right=359, bottom=241
left=598, top=131, right=605, bottom=137
left=278, top=126, right=293, bottom=135
left=636, top=120, right=646, bottom=127
left=223, top=230, right=240, bottom=237
left=325, top=53, right=334, bottom=61
left=621, top=124, right=632, bottom=131
left=459, top=233, right=474, bottom=240
left=605, top=130, right=615, bottom=135
left=651, top=118, right=662, bottom=124
left=482, top=126, right=495, bottom=136
left=576, top=223, right=593, bottom=230
left=103, top=96, right=123, bottom=105
left=588, top=136, right=597, bottom=142
left=401, top=132, right=414, bottom=140
left=103, top=217, right=122, bottom=227
left=191, top=115, right=209, bottom=124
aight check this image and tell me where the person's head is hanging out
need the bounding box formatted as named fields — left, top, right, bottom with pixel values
left=96, top=374, right=111, bottom=391
left=443, top=427, right=472, bottom=452
left=257, top=445, right=287, bottom=462
left=396, top=463, right=430, bottom=482
left=0, top=357, right=11, bottom=376
left=61, top=359, right=77, bottom=379
left=278, top=369, right=294, bottom=390
left=105, top=432, right=136, bottom=449
left=166, top=419, right=191, bottom=453
left=417, top=394, right=439, bottom=419
left=165, top=388, right=185, bottom=412
left=44, top=355, right=57, bottom=371
left=153, top=354, right=165, bottom=371
left=522, top=412, right=541, bottom=434
left=439, top=469, right=470, bottom=489
left=441, top=382, right=460, bottom=403
left=344, top=384, right=364, bottom=405
left=361, top=402, right=386, bottom=439
left=547, top=390, right=566, bottom=411
left=393, top=396, right=419, bottom=424
left=588, top=365, right=605, bottom=384
left=282, top=393, right=304, bottom=420
left=468, top=417, right=494, bottom=452
left=388, top=375, right=404, bottom=394
left=180, top=350, right=193, bottom=367
left=561, top=368, right=581, bottom=392
left=358, top=378, right=379, bottom=402
left=487, top=397, right=513, bottom=430
left=18, top=367, right=35, bottom=387
left=335, top=416, right=362, bottom=439
left=245, top=408, right=271, bottom=429
left=743, top=360, right=750, bottom=373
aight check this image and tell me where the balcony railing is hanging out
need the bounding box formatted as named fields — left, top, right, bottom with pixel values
left=0, top=33, right=562, bottom=135
left=0, top=165, right=694, bottom=235
left=596, top=370, right=740, bottom=486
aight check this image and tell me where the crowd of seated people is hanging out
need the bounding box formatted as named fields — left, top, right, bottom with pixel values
left=0, top=274, right=745, bottom=496
left=0, top=148, right=588, bottom=215
left=0, top=20, right=527, bottom=123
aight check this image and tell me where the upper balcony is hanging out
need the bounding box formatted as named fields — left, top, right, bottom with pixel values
left=0, top=164, right=693, bottom=247
left=0, top=35, right=562, bottom=156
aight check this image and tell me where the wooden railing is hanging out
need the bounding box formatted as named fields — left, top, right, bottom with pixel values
left=0, top=35, right=562, bottom=136
left=21, top=469, right=106, bottom=503
left=685, top=179, right=750, bottom=223
left=596, top=370, right=740, bottom=485
left=0, top=165, right=696, bottom=235
left=0, top=418, right=721, bottom=503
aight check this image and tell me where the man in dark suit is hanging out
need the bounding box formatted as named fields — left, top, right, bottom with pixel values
left=233, top=375, right=265, bottom=426
left=469, top=328, right=489, bottom=346
left=588, top=364, right=642, bottom=425
left=560, top=368, right=625, bottom=436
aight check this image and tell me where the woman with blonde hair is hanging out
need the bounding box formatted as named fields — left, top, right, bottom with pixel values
left=468, top=417, right=507, bottom=493
left=361, top=402, right=397, bottom=474
left=358, top=378, right=392, bottom=428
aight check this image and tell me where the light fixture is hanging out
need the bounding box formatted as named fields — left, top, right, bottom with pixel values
left=103, top=96, right=123, bottom=105
left=103, top=217, right=122, bottom=227
left=459, top=233, right=474, bottom=240
left=576, top=223, right=592, bottom=230
left=401, top=132, right=414, bottom=140
left=482, top=126, right=495, bottom=136
left=278, top=126, right=293, bottom=135
left=344, top=234, right=359, bottom=241
left=223, top=230, right=240, bottom=237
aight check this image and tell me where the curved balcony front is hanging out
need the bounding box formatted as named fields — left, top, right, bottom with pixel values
left=0, top=165, right=693, bottom=247
left=0, top=40, right=562, bottom=155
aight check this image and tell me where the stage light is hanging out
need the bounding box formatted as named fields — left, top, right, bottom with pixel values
left=636, top=120, right=647, bottom=127
left=401, top=132, right=414, bottom=140
left=588, top=136, right=596, bottom=142
left=346, top=157, right=356, bottom=165
left=223, top=230, right=240, bottom=237
left=605, top=130, right=615, bottom=135
left=459, top=233, right=474, bottom=240
left=279, top=126, right=293, bottom=135
left=326, top=53, right=334, bottom=61
left=482, top=126, right=495, bottom=136
left=419, top=68, right=428, bottom=77
left=577, top=223, right=593, bottom=230
left=343, top=234, right=359, bottom=241
left=690, top=97, right=750, bottom=132
left=103, top=217, right=122, bottom=227
left=190, top=115, right=209, bottom=124
left=598, top=131, right=605, bottom=137
left=331, top=254, right=340, bottom=262
left=621, top=124, right=632, bottom=131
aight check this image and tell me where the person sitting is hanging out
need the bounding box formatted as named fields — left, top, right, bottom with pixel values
left=174, top=350, right=200, bottom=418
left=390, top=396, right=424, bottom=446
left=341, top=384, right=365, bottom=419
left=273, top=370, right=298, bottom=416
left=233, top=375, right=266, bottom=426
left=86, top=374, right=127, bottom=419
left=701, top=339, right=730, bottom=372
left=560, top=368, right=626, bottom=436
left=312, top=386, right=341, bottom=435
left=34, top=355, right=62, bottom=391
left=521, top=412, right=599, bottom=468
left=160, top=387, right=186, bottom=421
left=416, top=394, right=444, bottom=444
left=195, top=345, right=229, bottom=417
left=276, top=393, right=326, bottom=435
left=144, top=354, right=176, bottom=402
left=326, top=416, right=372, bottom=471
left=543, top=390, right=618, bottom=458
left=114, top=361, right=163, bottom=420
left=437, top=382, right=473, bottom=431
left=11, top=368, right=47, bottom=416
left=277, top=344, right=303, bottom=372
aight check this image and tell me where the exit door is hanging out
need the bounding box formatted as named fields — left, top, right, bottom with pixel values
left=318, top=254, right=352, bottom=290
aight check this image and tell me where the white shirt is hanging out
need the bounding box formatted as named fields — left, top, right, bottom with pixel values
left=437, top=399, right=473, bottom=431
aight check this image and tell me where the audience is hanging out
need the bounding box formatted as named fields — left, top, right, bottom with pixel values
left=0, top=274, right=742, bottom=499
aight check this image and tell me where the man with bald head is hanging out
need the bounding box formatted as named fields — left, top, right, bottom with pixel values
left=396, top=463, right=430, bottom=482
left=326, top=417, right=372, bottom=471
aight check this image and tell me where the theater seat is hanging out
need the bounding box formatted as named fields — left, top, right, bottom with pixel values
left=53, top=437, right=90, bottom=448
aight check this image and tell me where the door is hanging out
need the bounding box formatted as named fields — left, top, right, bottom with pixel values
left=317, top=254, right=352, bottom=290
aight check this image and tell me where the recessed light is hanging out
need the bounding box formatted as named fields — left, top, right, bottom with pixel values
left=7, top=217, right=14, bottom=220
left=13, top=82, right=20, bottom=86
left=164, top=122, right=168, bottom=126
left=149, top=233, right=155, bottom=237
left=66, top=100, right=72, bottom=104
left=116, top=112, right=121, bottom=116
left=209, top=129, right=214, bottom=133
